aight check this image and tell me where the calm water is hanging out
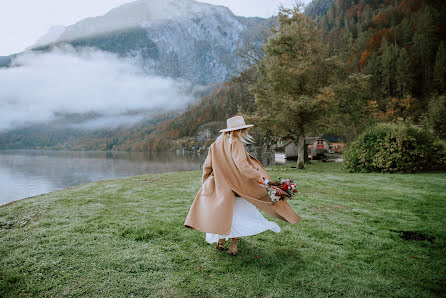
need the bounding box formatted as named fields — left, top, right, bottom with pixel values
left=0, top=150, right=287, bottom=205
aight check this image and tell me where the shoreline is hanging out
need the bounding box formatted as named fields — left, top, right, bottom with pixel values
left=0, top=169, right=202, bottom=208
left=0, top=148, right=207, bottom=207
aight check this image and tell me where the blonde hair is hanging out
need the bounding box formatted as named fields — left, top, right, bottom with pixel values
left=216, top=128, right=254, bottom=145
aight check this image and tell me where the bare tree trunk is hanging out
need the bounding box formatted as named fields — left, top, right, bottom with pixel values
left=304, top=143, right=309, bottom=163
left=297, top=134, right=305, bottom=169
left=265, top=142, right=272, bottom=165
left=256, top=144, right=263, bottom=163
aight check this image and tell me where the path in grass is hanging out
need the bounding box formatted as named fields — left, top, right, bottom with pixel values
left=1, top=163, right=445, bottom=296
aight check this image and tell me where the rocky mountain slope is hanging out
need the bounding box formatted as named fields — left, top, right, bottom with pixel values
left=29, top=0, right=266, bottom=85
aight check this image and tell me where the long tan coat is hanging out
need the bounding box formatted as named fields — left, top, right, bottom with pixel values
left=184, top=134, right=301, bottom=235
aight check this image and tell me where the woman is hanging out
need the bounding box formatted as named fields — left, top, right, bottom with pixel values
left=184, top=116, right=301, bottom=255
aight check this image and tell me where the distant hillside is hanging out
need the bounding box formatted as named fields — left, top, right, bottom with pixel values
left=305, top=0, right=334, bottom=19
left=128, top=74, right=257, bottom=151
left=0, top=114, right=174, bottom=151
left=315, top=0, right=446, bottom=119
left=0, top=75, right=255, bottom=151
left=0, top=56, right=12, bottom=68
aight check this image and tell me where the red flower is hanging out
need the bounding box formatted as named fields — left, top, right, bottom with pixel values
left=282, top=184, right=289, bottom=191
left=275, top=192, right=281, bottom=197
left=293, top=189, right=297, bottom=193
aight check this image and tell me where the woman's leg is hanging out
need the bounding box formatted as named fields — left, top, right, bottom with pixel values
left=227, top=238, right=239, bottom=255
left=216, top=238, right=226, bottom=250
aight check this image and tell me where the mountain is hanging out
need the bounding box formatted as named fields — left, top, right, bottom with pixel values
left=58, top=0, right=232, bottom=41
left=0, top=0, right=271, bottom=150
left=29, top=0, right=266, bottom=85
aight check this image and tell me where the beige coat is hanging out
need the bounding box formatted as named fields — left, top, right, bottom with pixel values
left=184, top=134, right=301, bottom=235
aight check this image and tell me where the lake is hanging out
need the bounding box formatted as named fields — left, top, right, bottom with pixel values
left=0, top=150, right=290, bottom=205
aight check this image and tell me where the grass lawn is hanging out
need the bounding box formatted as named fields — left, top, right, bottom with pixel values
left=1, top=163, right=445, bottom=297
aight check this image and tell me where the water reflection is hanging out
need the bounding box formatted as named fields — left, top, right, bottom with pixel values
left=0, top=150, right=292, bottom=205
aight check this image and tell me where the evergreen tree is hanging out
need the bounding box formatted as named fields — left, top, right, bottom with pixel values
left=412, top=7, right=437, bottom=94
left=380, top=39, right=397, bottom=97
left=329, top=73, right=373, bottom=142
left=366, top=51, right=381, bottom=97
left=433, top=42, right=446, bottom=92
left=399, top=16, right=412, bottom=45
left=396, top=47, right=411, bottom=97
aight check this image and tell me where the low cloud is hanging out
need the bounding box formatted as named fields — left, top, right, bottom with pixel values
left=0, top=46, right=193, bottom=131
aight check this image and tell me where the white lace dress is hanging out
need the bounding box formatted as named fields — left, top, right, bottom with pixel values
left=205, top=196, right=281, bottom=244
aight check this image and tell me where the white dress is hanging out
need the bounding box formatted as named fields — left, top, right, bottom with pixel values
left=205, top=196, right=281, bottom=244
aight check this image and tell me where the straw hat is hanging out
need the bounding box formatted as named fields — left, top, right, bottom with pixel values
left=219, top=116, right=254, bottom=133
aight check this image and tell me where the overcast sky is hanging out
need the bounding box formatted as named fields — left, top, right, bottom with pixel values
left=0, top=0, right=310, bottom=56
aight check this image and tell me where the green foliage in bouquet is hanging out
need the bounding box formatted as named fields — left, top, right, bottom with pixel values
left=343, top=122, right=446, bottom=173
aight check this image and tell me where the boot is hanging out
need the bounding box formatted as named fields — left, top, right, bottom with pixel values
left=227, top=238, right=238, bottom=255
left=216, top=238, right=226, bottom=251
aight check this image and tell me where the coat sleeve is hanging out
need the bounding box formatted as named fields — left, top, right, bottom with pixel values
left=232, top=139, right=263, bottom=183
left=201, top=148, right=213, bottom=184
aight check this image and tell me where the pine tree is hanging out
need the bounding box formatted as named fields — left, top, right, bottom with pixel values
left=366, top=51, right=381, bottom=97
left=433, top=42, right=446, bottom=92
left=396, top=47, right=411, bottom=97
left=412, top=6, right=437, bottom=93
left=399, top=16, right=412, bottom=45
left=380, top=39, right=397, bottom=97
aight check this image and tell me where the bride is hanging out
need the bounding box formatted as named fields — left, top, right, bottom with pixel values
left=184, top=116, right=301, bottom=255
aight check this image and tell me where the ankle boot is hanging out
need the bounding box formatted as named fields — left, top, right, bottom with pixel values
left=227, top=238, right=238, bottom=255
left=216, top=238, right=226, bottom=251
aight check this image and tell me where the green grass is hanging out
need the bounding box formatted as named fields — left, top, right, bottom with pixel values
left=1, top=163, right=445, bottom=297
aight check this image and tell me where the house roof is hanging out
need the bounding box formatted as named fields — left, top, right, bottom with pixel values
left=322, top=135, right=345, bottom=143
left=305, top=137, right=322, bottom=145
left=278, top=136, right=345, bottom=148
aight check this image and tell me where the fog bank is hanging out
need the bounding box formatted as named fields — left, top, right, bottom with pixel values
left=0, top=46, right=193, bottom=131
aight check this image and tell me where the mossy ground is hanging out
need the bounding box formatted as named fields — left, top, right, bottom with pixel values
left=1, top=163, right=445, bottom=297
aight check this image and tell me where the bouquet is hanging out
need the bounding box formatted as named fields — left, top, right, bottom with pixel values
left=264, top=178, right=298, bottom=204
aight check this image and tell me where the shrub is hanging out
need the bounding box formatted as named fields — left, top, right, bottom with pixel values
left=343, top=122, right=446, bottom=173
